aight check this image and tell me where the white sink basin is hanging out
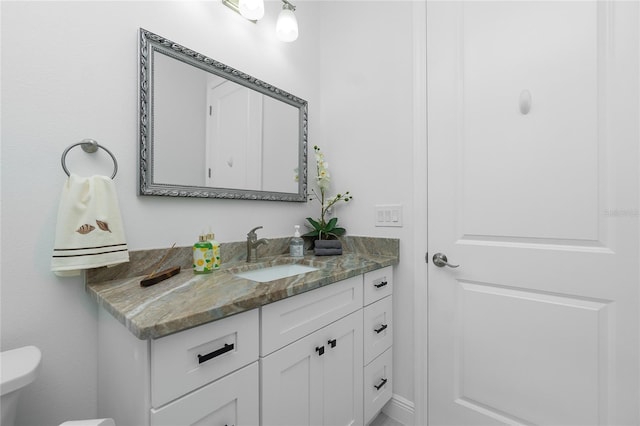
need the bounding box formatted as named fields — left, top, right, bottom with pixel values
left=234, top=264, right=318, bottom=283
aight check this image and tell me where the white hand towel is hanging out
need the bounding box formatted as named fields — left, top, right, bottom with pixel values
left=51, top=174, right=129, bottom=276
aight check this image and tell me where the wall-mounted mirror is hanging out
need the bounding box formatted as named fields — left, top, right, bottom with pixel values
left=139, top=28, right=308, bottom=201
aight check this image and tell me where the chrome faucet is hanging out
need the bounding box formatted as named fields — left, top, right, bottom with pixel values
left=247, top=226, right=268, bottom=262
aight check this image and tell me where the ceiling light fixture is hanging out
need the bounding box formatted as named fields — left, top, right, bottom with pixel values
left=239, top=0, right=265, bottom=20
left=276, top=0, right=298, bottom=42
left=222, top=0, right=299, bottom=42
left=222, top=0, right=264, bottom=21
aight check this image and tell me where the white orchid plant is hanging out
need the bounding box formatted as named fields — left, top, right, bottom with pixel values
left=303, top=145, right=352, bottom=240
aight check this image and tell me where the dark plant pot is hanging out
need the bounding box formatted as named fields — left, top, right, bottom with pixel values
left=314, top=239, right=342, bottom=256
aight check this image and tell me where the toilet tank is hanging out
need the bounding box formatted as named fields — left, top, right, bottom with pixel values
left=0, top=345, right=42, bottom=426
left=0, top=345, right=42, bottom=396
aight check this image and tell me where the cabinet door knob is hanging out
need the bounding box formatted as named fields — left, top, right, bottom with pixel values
left=328, top=339, right=337, bottom=348
left=315, top=346, right=325, bottom=356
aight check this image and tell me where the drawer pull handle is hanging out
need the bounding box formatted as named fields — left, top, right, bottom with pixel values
left=374, top=324, right=388, bottom=334
left=374, top=378, right=388, bottom=390
left=328, top=339, right=337, bottom=348
left=374, top=280, right=388, bottom=288
left=316, top=346, right=325, bottom=356
left=197, top=343, right=234, bottom=364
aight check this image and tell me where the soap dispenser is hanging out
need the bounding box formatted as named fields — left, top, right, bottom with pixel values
left=193, top=235, right=213, bottom=274
left=290, top=225, right=304, bottom=258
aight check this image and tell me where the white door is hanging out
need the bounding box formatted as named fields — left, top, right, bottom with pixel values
left=206, top=81, right=263, bottom=190
left=427, top=2, right=639, bottom=425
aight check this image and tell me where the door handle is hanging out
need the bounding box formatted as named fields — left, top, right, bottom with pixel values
left=432, top=253, right=459, bottom=268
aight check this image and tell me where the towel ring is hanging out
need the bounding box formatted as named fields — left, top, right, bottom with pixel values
left=61, top=139, right=118, bottom=179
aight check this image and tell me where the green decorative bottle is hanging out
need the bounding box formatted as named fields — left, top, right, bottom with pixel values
left=193, top=235, right=213, bottom=274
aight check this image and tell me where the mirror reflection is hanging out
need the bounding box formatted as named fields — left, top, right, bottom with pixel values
left=139, top=28, right=308, bottom=201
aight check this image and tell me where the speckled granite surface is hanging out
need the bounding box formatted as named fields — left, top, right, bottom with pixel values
left=85, top=236, right=399, bottom=340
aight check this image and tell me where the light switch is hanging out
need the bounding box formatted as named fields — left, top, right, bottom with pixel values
left=375, top=204, right=403, bottom=227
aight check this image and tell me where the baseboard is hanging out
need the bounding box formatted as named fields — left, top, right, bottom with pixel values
left=382, top=394, right=415, bottom=425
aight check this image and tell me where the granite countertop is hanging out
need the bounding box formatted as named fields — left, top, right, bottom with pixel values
left=85, top=237, right=399, bottom=340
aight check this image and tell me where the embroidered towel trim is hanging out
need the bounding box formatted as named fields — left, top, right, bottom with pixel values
left=51, top=174, right=129, bottom=277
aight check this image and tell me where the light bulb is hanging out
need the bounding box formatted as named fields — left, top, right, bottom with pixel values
left=239, top=0, right=264, bottom=20
left=276, top=7, right=298, bottom=42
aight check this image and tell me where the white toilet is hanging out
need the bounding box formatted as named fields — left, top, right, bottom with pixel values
left=0, top=345, right=42, bottom=426
left=0, top=345, right=115, bottom=426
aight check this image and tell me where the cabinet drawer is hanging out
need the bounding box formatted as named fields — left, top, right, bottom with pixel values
left=150, top=309, right=259, bottom=408
left=364, top=295, right=393, bottom=365
left=150, top=362, right=259, bottom=426
left=363, top=266, right=393, bottom=306
left=261, top=276, right=363, bottom=355
left=364, top=347, right=393, bottom=424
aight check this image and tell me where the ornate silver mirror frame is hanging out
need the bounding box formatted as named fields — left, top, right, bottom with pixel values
left=138, top=28, right=308, bottom=201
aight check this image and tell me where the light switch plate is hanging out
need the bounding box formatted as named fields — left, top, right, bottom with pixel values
left=375, top=204, right=403, bottom=227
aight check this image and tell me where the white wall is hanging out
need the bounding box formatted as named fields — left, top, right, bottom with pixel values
left=1, top=1, right=418, bottom=424
left=316, top=1, right=418, bottom=408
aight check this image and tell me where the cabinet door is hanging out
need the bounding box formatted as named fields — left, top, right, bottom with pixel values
left=150, top=362, right=259, bottom=426
left=322, top=310, right=364, bottom=426
left=261, top=331, right=323, bottom=426
left=261, top=310, right=363, bottom=426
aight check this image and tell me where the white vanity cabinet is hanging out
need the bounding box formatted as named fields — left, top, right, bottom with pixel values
left=97, top=265, right=394, bottom=426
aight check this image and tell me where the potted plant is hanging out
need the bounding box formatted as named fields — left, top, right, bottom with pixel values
left=303, top=145, right=352, bottom=255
